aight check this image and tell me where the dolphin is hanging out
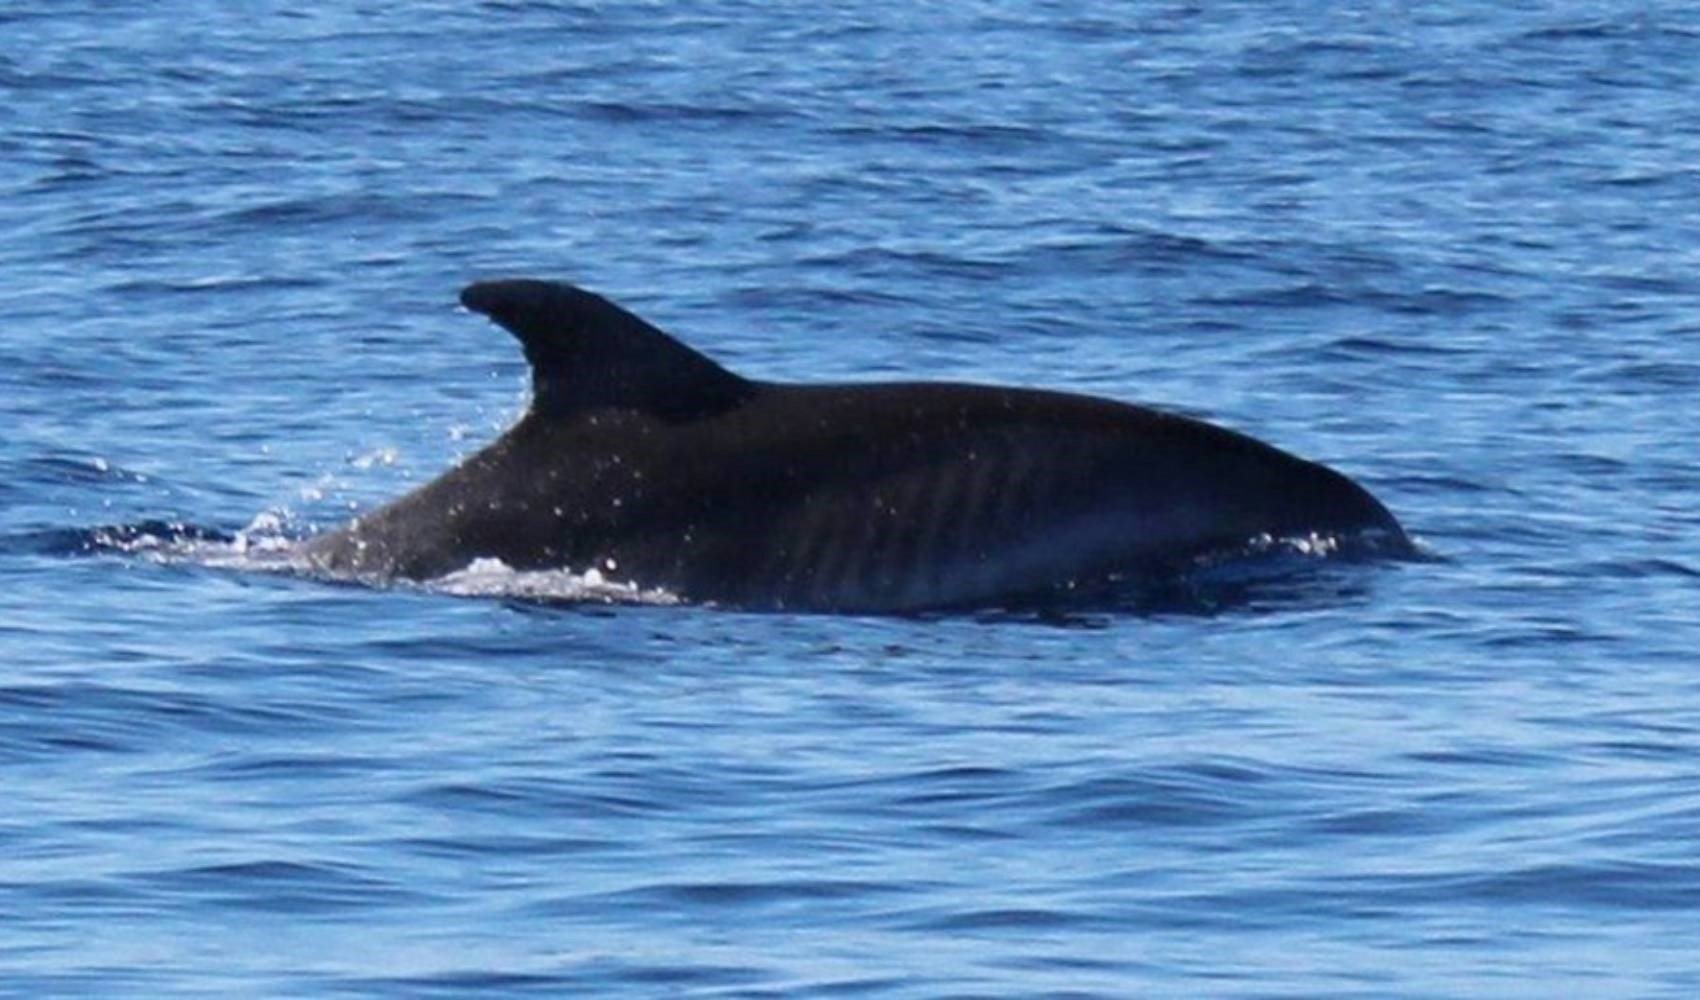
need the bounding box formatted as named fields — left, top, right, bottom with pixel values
left=303, top=279, right=1410, bottom=611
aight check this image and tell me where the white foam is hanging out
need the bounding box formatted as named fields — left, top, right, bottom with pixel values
left=92, top=516, right=682, bottom=607
left=1247, top=531, right=1342, bottom=557
left=432, top=557, right=680, bottom=606
left=349, top=446, right=400, bottom=470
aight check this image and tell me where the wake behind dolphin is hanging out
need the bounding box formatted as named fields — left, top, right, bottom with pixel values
left=304, top=280, right=1411, bottom=612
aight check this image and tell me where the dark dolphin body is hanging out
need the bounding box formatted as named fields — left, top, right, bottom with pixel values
left=304, top=279, right=1410, bottom=611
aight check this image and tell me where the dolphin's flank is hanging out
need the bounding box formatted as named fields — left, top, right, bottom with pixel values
left=303, top=279, right=1410, bottom=611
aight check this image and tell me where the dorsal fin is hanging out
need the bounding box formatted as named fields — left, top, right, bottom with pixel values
left=460, top=279, right=755, bottom=421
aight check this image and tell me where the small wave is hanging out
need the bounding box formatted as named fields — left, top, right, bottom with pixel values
left=104, top=274, right=329, bottom=297
left=573, top=98, right=795, bottom=127
left=1366, top=286, right=1517, bottom=316
left=899, top=905, right=1093, bottom=933
left=79, top=514, right=296, bottom=570
left=1318, top=335, right=1476, bottom=361
left=11, top=455, right=157, bottom=487
left=135, top=857, right=434, bottom=914
left=829, top=121, right=1054, bottom=147
left=1192, top=281, right=1353, bottom=310
left=3, top=520, right=230, bottom=560
left=597, top=876, right=905, bottom=910
left=1515, top=17, right=1697, bottom=44
left=35, top=512, right=311, bottom=584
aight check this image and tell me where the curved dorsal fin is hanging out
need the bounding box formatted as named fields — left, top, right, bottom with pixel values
left=460, top=279, right=755, bottom=421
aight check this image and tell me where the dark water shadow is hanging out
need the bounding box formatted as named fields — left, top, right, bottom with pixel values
left=954, top=542, right=1424, bottom=629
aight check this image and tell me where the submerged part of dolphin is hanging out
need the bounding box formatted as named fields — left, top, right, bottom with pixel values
left=303, top=280, right=1410, bottom=612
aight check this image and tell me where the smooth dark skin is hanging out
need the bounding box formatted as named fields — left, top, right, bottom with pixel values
left=304, top=280, right=1410, bottom=611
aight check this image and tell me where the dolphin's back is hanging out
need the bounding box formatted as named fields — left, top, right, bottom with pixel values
left=304, top=280, right=1410, bottom=612
left=660, top=382, right=1404, bottom=610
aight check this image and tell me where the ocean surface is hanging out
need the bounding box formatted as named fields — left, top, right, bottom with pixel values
left=4, top=1, right=1699, bottom=995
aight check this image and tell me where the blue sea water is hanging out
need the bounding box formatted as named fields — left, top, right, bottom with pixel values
left=4, top=1, right=1700, bottom=995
